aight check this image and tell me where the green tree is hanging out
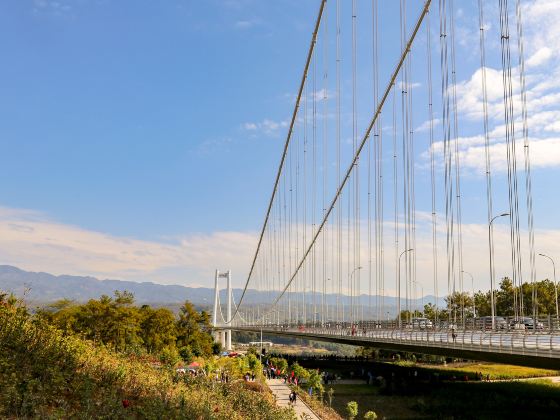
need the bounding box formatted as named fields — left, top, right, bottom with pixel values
left=398, top=309, right=423, bottom=324
left=290, top=362, right=309, bottom=381
left=139, top=306, right=177, bottom=354
left=521, top=279, right=557, bottom=316
left=159, top=346, right=181, bottom=368
left=270, top=357, right=288, bottom=374
left=42, top=291, right=144, bottom=352
left=450, top=277, right=559, bottom=318
left=423, top=302, right=440, bottom=322
left=474, top=290, right=491, bottom=316
left=496, top=277, right=515, bottom=316
left=445, top=291, right=474, bottom=320
left=245, top=353, right=262, bottom=376
left=307, top=370, right=323, bottom=396
left=176, top=301, right=214, bottom=357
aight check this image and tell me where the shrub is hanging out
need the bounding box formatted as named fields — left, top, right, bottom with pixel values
left=179, top=345, right=194, bottom=363
left=346, top=401, right=359, bottom=420
left=364, top=411, right=378, bottom=420
left=0, top=303, right=293, bottom=420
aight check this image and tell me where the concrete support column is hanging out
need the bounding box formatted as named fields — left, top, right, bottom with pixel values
left=212, top=270, right=219, bottom=328
left=226, top=270, right=232, bottom=351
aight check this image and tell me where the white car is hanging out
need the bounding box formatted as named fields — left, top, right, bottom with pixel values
left=411, top=317, right=433, bottom=329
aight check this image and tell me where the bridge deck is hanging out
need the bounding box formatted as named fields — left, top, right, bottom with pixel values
left=230, top=326, right=560, bottom=370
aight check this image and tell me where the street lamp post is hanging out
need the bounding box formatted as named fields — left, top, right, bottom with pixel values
left=462, top=271, right=475, bottom=319
left=326, top=278, right=331, bottom=324
left=349, top=267, right=362, bottom=325
left=398, top=249, right=414, bottom=328
left=489, top=213, right=509, bottom=330
left=538, top=253, right=559, bottom=324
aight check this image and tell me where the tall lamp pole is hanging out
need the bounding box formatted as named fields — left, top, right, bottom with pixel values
left=538, top=253, right=558, bottom=323
left=489, top=213, right=509, bottom=330
left=349, top=267, right=362, bottom=325
left=398, top=249, right=414, bottom=328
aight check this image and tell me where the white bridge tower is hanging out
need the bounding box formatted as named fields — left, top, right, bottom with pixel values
left=212, top=269, right=232, bottom=351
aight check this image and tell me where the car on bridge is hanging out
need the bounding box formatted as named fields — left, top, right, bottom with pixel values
left=509, top=317, right=544, bottom=330
left=475, top=316, right=508, bottom=330
left=408, top=317, right=433, bottom=329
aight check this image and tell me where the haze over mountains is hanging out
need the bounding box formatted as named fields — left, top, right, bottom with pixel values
left=0, top=265, right=442, bottom=313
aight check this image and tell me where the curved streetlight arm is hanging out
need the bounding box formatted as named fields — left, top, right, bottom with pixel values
left=490, top=212, right=510, bottom=225
left=350, top=266, right=363, bottom=277
left=397, top=249, right=414, bottom=328
left=348, top=266, right=362, bottom=325
left=538, top=253, right=558, bottom=322
left=399, top=248, right=414, bottom=259
left=488, top=213, right=509, bottom=330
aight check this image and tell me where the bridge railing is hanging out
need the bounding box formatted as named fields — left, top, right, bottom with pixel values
left=235, top=314, right=560, bottom=333
left=234, top=324, right=560, bottom=358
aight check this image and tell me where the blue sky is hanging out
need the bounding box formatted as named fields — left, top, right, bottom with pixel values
left=0, top=0, right=559, bottom=293
left=0, top=0, right=321, bottom=236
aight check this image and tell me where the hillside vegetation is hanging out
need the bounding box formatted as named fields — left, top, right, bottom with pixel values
left=0, top=294, right=294, bottom=419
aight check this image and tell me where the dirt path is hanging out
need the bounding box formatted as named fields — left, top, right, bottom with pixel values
left=266, top=378, right=321, bottom=419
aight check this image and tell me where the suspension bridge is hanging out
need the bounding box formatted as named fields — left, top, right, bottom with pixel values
left=212, top=0, right=560, bottom=370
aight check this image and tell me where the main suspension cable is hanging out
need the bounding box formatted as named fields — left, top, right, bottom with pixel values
left=230, top=0, right=328, bottom=322
left=262, top=0, right=433, bottom=318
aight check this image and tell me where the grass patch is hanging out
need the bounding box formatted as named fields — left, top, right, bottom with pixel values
left=435, top=362, right=559, bottom=380
left=527, top=378, right=560, bottom=386
left=324, top=384, right=421, bottom=420
left=420, top=381, right=560, bottom=419
left=321, top=374, right=560, bottom=419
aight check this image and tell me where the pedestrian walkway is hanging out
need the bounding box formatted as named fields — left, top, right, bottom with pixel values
left=266, top=378, right=320, bottom=419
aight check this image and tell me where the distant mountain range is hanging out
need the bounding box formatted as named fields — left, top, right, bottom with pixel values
left=0, top=265, right=444, bottom=314
left=0, top=265, right=217, bottom=305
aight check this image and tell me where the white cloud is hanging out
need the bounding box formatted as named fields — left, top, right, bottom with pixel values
left=0, top=206, right=256, bottom=288
left=397, top=81, right=421, bottom=91
left=261, top=214, right=560, bottom=301
left=234, top=18, right=262, bottom=30
left=526, top=47, right=553, bottom=68
left=235, top=20, right=253, bottom=29
left=416, top=118, right=441, bottom=133
left=242, top=118, right=289, bottom=137
left=2, top=204, right=559, bottom=302
left=33, top=0, right=72, bottom=16
left=195, top=136, right=232, bottom=154
left=243, top=122, right=257, bottom=130
left=422, top=0, right=560, bottom=173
